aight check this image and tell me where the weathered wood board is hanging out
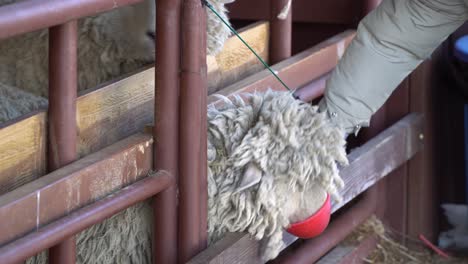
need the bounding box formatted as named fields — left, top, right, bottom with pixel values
left=316, top=236, right=378, bottom=264
left=187, top=113, right=424, bottom=264
left=0, top=21, right=270, bottom=196
left=76, top=68, right=155, bottom=157
left=0, top=112, right=46, bottom=195
left=0, top=133, right=152, bottom=246
left=208, top=30, right=355, bottom=105
left=207, top=21, right=269, bottom=94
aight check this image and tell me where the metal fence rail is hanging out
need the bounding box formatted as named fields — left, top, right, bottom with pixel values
left=0, top=172, right=174, bottom=264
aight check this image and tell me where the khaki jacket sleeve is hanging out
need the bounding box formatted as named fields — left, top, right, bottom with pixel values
left=319, top=0, right=468, bottom=135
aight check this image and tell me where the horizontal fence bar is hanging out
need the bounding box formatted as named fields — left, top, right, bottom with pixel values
left=207, top=30, right=354, bottom=105
left=0, top=0, right=143, bottom=40
left=0, top=171, right=174, bottom=264
left=293, top=72, right=331, bottom=102
left=0, top=133, right=153, bottom=247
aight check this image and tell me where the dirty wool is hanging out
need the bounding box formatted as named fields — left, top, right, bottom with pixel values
left=207, top=90, right=348, bottom=261
left=26, top=201, right=153, bottom=264
left=0, top=83, right=47, bottom=123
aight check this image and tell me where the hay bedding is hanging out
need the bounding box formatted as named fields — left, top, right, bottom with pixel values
left=343, top=216, right=468, bottom=264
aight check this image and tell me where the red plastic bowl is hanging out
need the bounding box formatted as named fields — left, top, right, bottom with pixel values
left=286, top=194, right=331, bottom=238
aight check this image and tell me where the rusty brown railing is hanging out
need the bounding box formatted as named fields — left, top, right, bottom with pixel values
left=0, top=172, right=174, bottom=263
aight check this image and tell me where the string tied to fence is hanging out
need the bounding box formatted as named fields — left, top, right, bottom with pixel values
left=202, top=0, right=297, bottom=97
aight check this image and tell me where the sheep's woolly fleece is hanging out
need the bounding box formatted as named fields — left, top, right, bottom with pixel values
left=207, top=90, right=348, bottom=261
left=0, top=0, right=233, bottom=99
left=0, top=83, right=48, bottom=123
left=26, top=201, right=154, bottom=264
left=206, top=0, right=234, bottom=56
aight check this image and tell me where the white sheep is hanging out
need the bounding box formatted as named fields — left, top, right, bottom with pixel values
left=439, top=204, right=468, bottom=251
left=0, top=83, right=47, bottom=123
left=207, top=90, right=348, bottom=261
left=0, top=0, right=157, bottom=98
left=22, top=89, right=347, bottom=263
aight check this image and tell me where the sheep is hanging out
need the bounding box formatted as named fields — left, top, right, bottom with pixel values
left=439, top=204, right=468, bottom=251
left=0, top=0, right=157, bottom=98
left=21, top=89, right=346, bottom=263
left=0, top=0, right=234, bottom=100
left=207, top=90, right=348, bottom=261
left=3, top=1, right=348, bottom=262
left=0, top=83, right=47, bottom=123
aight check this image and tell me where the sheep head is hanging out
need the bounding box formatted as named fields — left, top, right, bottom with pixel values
left=95, top=0, right=156, bottom=64
left=207, top=90, right=348, bottom=261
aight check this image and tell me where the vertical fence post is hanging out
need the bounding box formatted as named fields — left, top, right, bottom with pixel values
left=153, top=0, right=181, bottom=263
left=47, top=20, right=78, bottom=264
left=270, top=0, right=292, bottom=64
left=179, top=0, right=204, bottom=262
left=199, top=3, right=208, bottom=252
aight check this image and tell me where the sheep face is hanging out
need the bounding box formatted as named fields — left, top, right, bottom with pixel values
left=98, top=0, right=156, bottom=64
left=207, top=90, right=348, bottom=260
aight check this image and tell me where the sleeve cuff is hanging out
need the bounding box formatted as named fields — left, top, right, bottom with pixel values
left=318, top=98, right=370, bottom=136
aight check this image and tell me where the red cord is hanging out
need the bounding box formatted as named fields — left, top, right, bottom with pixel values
left=419, top=234, right=451, bottom=259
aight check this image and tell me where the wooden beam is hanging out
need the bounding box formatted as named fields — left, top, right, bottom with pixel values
left=187, top=113, right=424, bottom=264
left=208, top=30, right=355, bottom=105
left=0, top=112, right=46, bottom=196
left=316, top=236, right=378, bottom=264
left=207, top=21, right=269, bottom=94
left=0, top=133, right=153, bottom=246
left=76, top=67, right=155, bottom=157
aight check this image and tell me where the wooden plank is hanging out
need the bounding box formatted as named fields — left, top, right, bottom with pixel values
left=208, top=30, right=355, bottom=105
left=0, top=133, right=153, bottom=246
left=0, top=21, right=271, bottom=195
left=317, top=236, right=378, bottom=264
left=333, top=113, right=423, bottom=210
left=188, top=113, right=424, bottom=264
left=0, top=112, right=46, bottom=196
left=316, top=246, right=354, bottom=264
left=207, top=21, right=269, bottom=94
left=76, top=67, right=155, bottom=157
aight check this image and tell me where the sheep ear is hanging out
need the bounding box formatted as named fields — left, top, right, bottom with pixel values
left=235, top=163, right=262, bottom=193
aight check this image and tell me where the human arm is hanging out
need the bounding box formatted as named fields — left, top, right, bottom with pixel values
left=319, top=0, right=468, bottom=135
